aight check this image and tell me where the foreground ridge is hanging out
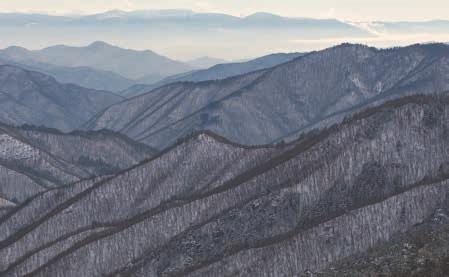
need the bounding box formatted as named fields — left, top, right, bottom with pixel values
left=0, top=94, right=448, bottom=276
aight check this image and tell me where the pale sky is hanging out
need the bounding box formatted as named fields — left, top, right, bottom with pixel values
left=1, top=0, right=449, bottom=21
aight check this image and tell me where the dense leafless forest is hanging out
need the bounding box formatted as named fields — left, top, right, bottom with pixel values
left=1, top=5, right=449, bottom=276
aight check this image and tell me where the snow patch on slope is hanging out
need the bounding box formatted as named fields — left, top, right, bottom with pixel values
left=0, top=134, right=36, bottom=160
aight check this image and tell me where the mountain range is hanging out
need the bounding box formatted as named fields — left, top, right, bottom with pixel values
left=186, top=57, right=228, bottom=69
left=1, top=93, right=448, bottom=276
left=0, top=123, right=154, bottom=203
left=88, top=43, right=449, bottom=150
left=121, top=52, right=304, bottom=98
left=0, top=41, right=194, bottom=80
left=2, top=10, right=449, bottom=60
left=0, top=56, right=137, bottom=92
left=0, top=10, right=372, bottom=60
left=0, top=42, right=242, bottom=92
left=1, top=36, right=449, bottom=276
left=0, top=64, right=123, bottom=131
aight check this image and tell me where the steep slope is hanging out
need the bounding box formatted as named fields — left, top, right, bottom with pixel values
left=0, top=65, right=122, bottom=131
left=1, top=94, right=449, bottom=276
left=87, top=69, right=267, bottom=147
left=0, top=42, right=194, bottom=80
left=0, top=55, right=137, bottom=92
left=121, top=52, right=304, bottom=98
left=89, top=43, right=449, bottom=150
left=316, top=208, right=449, bottom=277
left=0, top=123, right=154, bottom=203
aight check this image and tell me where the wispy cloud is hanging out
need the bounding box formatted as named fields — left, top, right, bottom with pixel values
left=290, top=32, right=449, bottom=49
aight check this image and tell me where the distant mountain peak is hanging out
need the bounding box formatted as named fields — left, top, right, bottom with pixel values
left=4, top=45, right=28, bottom=51
left=88, top=41, right=112, bottom=48
left=102, top=9, right=126, bottom=14
left=245, top=12, right=282, bottom=19
left=94, top=9, right=196, bottom=19
left=86, top=41, right=125, bottom=51
left=0, top=41, right=194, bottom=80
left=93, top=9, right=128, bottom=19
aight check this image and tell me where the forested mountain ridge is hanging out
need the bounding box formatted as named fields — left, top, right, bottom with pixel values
left=88, top=43, right=449, bottom=150
left=1, top=5, right=449, bottom=276
left=0, top=64, right=123, bottom=131
left=1, top=93, right=448, bottom=276
left=0, top=123, right=154, bottom=203
left=121, top=52, right=304, bottom=98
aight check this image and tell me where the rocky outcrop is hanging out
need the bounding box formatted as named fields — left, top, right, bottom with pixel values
left=2, top=94, right=448, bottom=276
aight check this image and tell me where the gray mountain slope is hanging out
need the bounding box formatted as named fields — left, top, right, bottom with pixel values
left=0, top=41, right=194, bottom=80
left=121, top=52, right=304, bottom=98
left=0, top=64, right=123, bottom=131
left=0, top=123, right=155, bottom=203
left=89, top=43, right=449, bottom=150
left=1, top=94, right=448, bottom=276
left=315, top=209, right=449, bottom=277
left=0, top=56, right=137, bottom=92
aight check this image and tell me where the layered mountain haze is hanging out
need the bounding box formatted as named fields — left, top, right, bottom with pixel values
left=0, top=123, right=155, bottom=203
left=0, top=64, right=122, bottom=131
left=2, top=10, right=449, bottom=60
left=162, top=52, right=304, bottom=86
left=89, top=43, right=449, bottom=150
left=0, top=56, right=137, bottom=92
left=1, top=94, right=448, bottom=276
left=0, top=6, right=449, bottom=274
left=0, top=10, right=373, bottom=60
left=364, top=20, right=449, bottom=35
left=186, top=57, right=228, bottom=69
left=121, top=52, right=304, bottom=98
left=0, top=41, right=194, bottom=80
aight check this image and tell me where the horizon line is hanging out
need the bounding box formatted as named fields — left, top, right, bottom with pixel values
left=0, top=9, right=449, bottom=23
